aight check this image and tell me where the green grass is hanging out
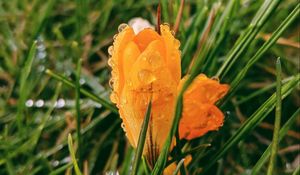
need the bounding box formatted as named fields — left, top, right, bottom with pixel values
left=0, top=0, right=299, bottom=174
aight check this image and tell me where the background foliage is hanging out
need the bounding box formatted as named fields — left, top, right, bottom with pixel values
left=0, top=0, right=299, bottom=174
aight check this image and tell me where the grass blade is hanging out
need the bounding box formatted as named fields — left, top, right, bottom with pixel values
left=173, top=158, right=185, bottom=175
left=68, top=134, right=83, bottom=175
left=202, top=74, right=299, bottom=172
left=252, top=108, right=300, bottom=174
left=75, top=58, right=82, bottom=168
left=216, top=0, right=281, bottom=79
left=45, top=69, right=118, bottom=113
left=221, top=4, right=300, bottom=104
left=267, top=58, right=282, bottom=175
left=16, top=41, right=37, bottom=131
left=293, top=165, right=300, bottom=175
left=131, top=100, right=152, bottom=175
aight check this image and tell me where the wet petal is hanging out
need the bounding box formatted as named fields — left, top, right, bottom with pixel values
left=183, top=74, right=229, bottom=104
left=109, top=26, right=135, bottom=102
left=160, top=24, right=181, bottom=84
left=133, top=28, right=162, bottom=52
left=122, top=41, right=141, bottom=81
left=179, top=103, right=224, bottom=140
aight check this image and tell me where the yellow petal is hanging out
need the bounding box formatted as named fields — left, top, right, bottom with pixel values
left=133, top=28, right=162, bottom=52
left=178, top=74, right=229, bottom=140
left=110, top=26, right=135, bottom=102
left=122, top=41, right=141, bottom=81
left=160, top=24, right=181, bottom=84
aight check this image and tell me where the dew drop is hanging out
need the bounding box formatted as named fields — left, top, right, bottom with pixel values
left=118, top=23, right=128, bottom=32
left=109, top=78, right=114, bottom=88
left=107, top=58, right=115, bottom=67
left=108, top=46, right=114, bottom=56
left=121, top=98, right=127, bottom=104
left=137, top=69, right=156, bottom=84
left=162, top=23, right=170, bottom=28
left=211, top=76, right=219, bottom=82
left=174, top=39, right=180, bottom=48
left=170, top=30, right=175, bottom=36
left=110, top=92, right=118, bottom=103
left=128, top=81, right=133, bottom=87
left=56, top=98, right=65, bottom=108
left=121, top=123, right=126, bottom=129
left=147, top=52, right=161, bottom=69
left=113, top=34, right=118, bottom=40
left=25, top=99, right=34, bottom=107
left=35, top=99, right=44, bottom=107
left=79, top=78, right=85, bottom=85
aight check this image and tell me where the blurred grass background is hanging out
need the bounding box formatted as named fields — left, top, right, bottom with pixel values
left=0, top=0, right=299, bottom=174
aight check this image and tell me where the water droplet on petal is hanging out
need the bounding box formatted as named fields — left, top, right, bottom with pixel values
left=174, top=39, right=180, bottom=48
left=162, top=23, right=170, bottom=28
left=108, top=46, right=114, bottom=56
left=211, top=76, right=219, bottom=82
left=138, top=69, right=156, bottom=84
left=121, top=123, right=126, bottom=129
left=128, top=81, right=133, bottom=87
left=110, top=92, right=118, bottom=103
left=118, top=23, right=128, bottom=32
left=171, top=30, right=175, bottom=36
left=113, top=34, right=118, bottom=40
left=108, top=58, right=115, bottom=67
left=121, top=98, right=127, bottom=104
left=147, top=52, right=161, bottom=69
left=109, top=78, right=114, bottom=88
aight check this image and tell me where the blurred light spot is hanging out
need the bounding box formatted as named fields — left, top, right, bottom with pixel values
left=35, top=99, right=44, bottom=107
left=25, top=99, right=34, bottom=107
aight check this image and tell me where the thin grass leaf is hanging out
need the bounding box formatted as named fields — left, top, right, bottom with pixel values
left=30, top=82, right=62, bottom=148
left=251, top=108, right=300, bottom=174
left=237, top=76, right=294, bottom=105
left=181, top=7, right=208, bottom=73
left=173, top=0, right=184, bottom=35
left=49, top=163, right=73, bottom=175
left=45, top=69, right=118, bottom=113
left=76, top=0, right=88, bottom=40
left=221, top=4, right=300, bottom=104
left=202, top=74, right=299, bottom=172
left=16, top=41, right=37, bottom=131
left=120, top=147, right=134, bottom=175
left=216, top=0, right=281, bottom=79
left=67, top=134, right=83, bottom=175
left=267, top=58, right=282, bottom=175
left=131, top=100, right=152, bottom=175
left=203, top=0, right=238, bottom=74
left=173, top=158, right=185, bottom=175
left=32, top=0, right=56, bottom=40
left=75, top=58, right=82, bottom=168
left=293, top=165, right=300, bottom=175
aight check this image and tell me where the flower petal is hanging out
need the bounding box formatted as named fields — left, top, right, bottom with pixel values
left=179, top=103, right=224, bottom=140
left=110, top=26, right=135, bottom=102
left=122, top=41, right=141, bottom=81
left=160, top=24, right=181, bottom=84
left=183, top=74, right=229, bottom=104
left=178, top=74, right=229, bottom=140
left=133, top=28, right=162, bottom=52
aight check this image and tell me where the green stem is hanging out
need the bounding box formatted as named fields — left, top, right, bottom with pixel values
left=267, top=58, right=282, bottom=175
left=131, top=100, right=152, bottom=175
left=75, top=58, right=82, bottom=168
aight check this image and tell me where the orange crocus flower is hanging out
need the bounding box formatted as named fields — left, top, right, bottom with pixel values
left=108, top=24, right=229, bottom=166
